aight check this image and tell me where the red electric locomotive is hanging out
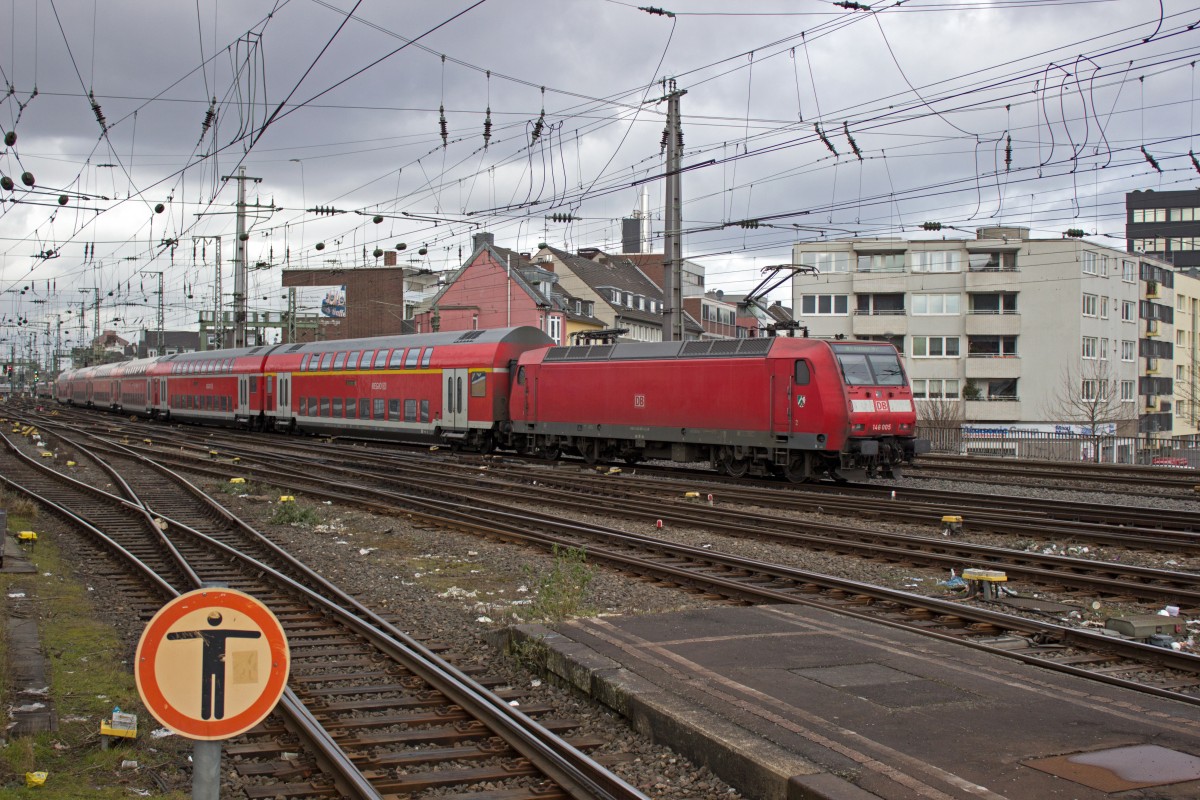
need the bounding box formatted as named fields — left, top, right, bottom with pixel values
left=509, top=336, right=922, bottom=480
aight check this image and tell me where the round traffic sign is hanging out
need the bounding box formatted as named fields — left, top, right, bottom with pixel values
left=135, top=588, right=290, bottom=740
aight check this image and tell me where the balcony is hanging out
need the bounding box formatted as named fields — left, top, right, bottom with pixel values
left=965, top=313, right=1021, bottom=336
left=964, top=397, right=1021, bottom=421
left=851, top=311, right=908, bottom=337
left=966, top=269, right=1021, bottom=291
left=1146, top=280, right=1160, bottom=299
left=965, top=355, right=1021, bottom=379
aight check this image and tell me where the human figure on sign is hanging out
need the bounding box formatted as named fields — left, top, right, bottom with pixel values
left=166, top=611, right=261, bottom=720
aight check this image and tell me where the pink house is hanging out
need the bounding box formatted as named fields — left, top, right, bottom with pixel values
left=413, top=232, right=572, bottom=343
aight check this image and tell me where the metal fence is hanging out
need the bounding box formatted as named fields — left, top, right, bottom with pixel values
left=917, top=424, right=1200, bottom=467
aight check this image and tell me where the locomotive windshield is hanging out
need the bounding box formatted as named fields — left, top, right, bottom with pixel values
left=831, top=344, right=906, bottom=386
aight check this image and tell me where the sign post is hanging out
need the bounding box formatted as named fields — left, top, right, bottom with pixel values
left=135, top=588, right=290, bottom=799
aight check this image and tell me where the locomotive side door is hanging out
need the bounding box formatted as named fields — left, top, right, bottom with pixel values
left=443, top=368, right=467, bottom=429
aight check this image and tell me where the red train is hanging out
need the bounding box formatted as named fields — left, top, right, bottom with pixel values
left=54, top=327, right=927, bottom=480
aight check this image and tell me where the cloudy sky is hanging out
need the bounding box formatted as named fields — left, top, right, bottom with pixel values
left=1, top=0, right=1198, bottom=354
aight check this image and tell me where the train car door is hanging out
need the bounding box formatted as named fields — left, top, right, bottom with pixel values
left=443, top=368, right=467, bottom=429
left=276, top=374, right=291, bottom=422
left=237, top=374, right=249, bottom=418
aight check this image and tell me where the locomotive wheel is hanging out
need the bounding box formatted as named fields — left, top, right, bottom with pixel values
left=722, top=455, right=750, bottom=478
left=579, top=439, right=600, bottom=465
left=783, top=455, right=811, bottom=483
left=539, top=445, right=561, bottom=460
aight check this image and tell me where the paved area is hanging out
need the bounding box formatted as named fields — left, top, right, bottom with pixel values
left=503, top=604, right=1200, bottom=800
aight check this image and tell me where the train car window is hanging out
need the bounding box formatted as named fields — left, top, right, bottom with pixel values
left=300, top=354, right=310, bottom=371
left=320, top=353, right=334, bottom=371
left=249, top=376, right=258, bottom=393
left=358, top=350, right=372, bottom=368
left=421, top=348, right=433, bottom=367
left=405, top=348, right=421, bottom=368
left=345, top=398, right=356, bottom=418
left=307, top=356, right=320, bottom=371
left=373, top=398, right=385, bottom=419
left=332, top=398, right=344, bottom=416
left=404, top=399, right=417, bottom=422
left=517, top=366, right=526, bottom=385
left=389, top=399, right=401, bottom=420
left=389, top=349, right=405, bottom=368
left=457, top=376, right=464, bottom=412
left=320, top=398, right=331, bottom=416
left=420, top=399, right=431, bottom=422
left=333, top=352, right=347, bottom=370
left=345, top=351, right=359, bottom=369
left=359, top=398, right=370, bottom=418
left=470, top=371, right=487, bottom=397
left=794, top=361, right=811, bottom=385
left=373, top=350, right=389, bottom=368
left=267, top=376, right=274, bottom=393
left=299, top=397, right=307, bottom=415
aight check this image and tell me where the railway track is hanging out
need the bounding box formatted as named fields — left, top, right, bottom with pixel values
left=0, top=424, right=647, bottom=800
left=908, top=452, right=1200, bottom=496
left=19, top=411, right=1200, bottom=706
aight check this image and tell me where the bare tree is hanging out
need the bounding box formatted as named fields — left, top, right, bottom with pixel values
left=1043, top=359, right=1139, bottom=460
left=916, top=395, right=964, bottom=453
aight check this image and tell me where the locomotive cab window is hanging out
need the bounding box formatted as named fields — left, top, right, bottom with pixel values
left=389, top=349, right=405, bottom=368
left=831, top=344, right=906, bottom=387
left=794, top=361, right=811, bottom=385
left=470, top=371, right=487, bottom=397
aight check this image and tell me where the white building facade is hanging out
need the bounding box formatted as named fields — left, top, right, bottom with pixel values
left=792, top=227, right=1177, bottom=435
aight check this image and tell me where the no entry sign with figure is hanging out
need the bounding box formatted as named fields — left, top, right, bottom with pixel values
left=135, top=588, right=290, bottom=740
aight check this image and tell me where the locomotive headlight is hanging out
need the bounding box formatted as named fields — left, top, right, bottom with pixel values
left=899, top=422, right=913, bottom=432
left=851, top=423, right=865, bottom=432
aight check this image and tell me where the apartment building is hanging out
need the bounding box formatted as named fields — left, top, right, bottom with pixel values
left=792, top=227, right=1176, bottom=434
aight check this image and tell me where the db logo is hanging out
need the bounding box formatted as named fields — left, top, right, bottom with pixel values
left=874, top=400, right=889, bottom=412
left=634, top=394, right=646, bottom=408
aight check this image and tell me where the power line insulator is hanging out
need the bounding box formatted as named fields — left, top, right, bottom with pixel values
left=921, top=222, right=942, bottom=231
left=1065, top=228, right=1086, bottom=238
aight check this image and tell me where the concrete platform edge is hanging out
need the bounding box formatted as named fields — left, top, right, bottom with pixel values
left=489, top=624, right=878, bottom=800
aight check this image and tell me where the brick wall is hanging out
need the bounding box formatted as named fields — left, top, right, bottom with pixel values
left=281, top=268, right=405, bottom=342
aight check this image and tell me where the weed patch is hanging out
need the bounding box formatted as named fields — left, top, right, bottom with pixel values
left=269, top=502, right=320, bottom=526
left=526, top=545, right=594, bottom=622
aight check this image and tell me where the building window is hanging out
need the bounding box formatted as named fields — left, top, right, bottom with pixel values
left=1177, top=330, right=1188, bottom=346
left=1121, top=340, right=1136, bottom=361
left=912, top=336, right=960, bottom=358
left=548, top=314, right=562, bottom=344
left=1132, top=208, right=1168, bottom=223
left=1122, top=260, right=1136, bottom=282
left=1121, top=380, right=1135, bottom=401
left=1081, top=380, right=1098, bottom=401
left=800, top=294, right=849, bottom=315
left=797, top=251, right=850, bottom=273
left=1100, top=338, right=1108, bottom=360
left=1082, top=294, right=1097, bottom=317
left=1082, top=251, right=1098, bottom=275
left=911, top=251, right=961, bottom=273
left=967, top=335, right=1017, bottom=356
left=1100, top=297, right=1109, bottom=319
left=1177, top=364, right=1187, bottom=381
left=1121, top=301, right=1135, bottom=322
left=1179, top=295, right=1189, bottom=312
left=1082, top=336, right=1097, bottom=359
left=856, top=253, right=905, bottom=272
left=968, top=252, right=1016, bottom=271
left=911, top=294, right=961, bottom=315
left=968, top=293, right=1017, bottom=314
left=911, top=378, right=960, bottom=399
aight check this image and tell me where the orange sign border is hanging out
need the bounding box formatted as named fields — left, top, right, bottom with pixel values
left=135, top=588, right=290, bottom=741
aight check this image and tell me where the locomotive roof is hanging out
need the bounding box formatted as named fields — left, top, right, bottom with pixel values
left=545, top=337, right=778, bottom=362
left=273, top=326, right=553, bottom=355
